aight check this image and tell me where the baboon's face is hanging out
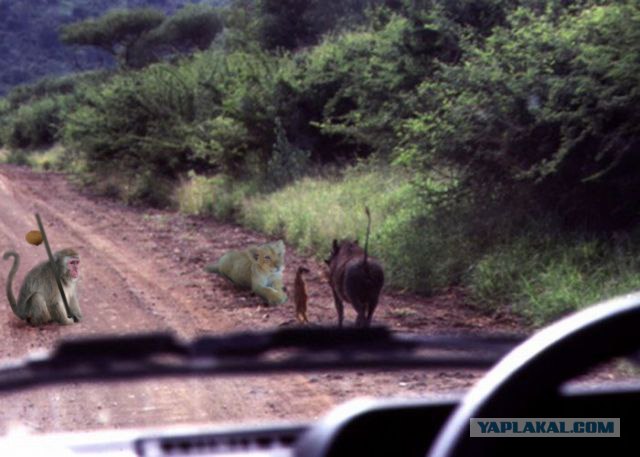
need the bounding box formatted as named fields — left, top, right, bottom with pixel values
left=66, top=257, right=80, bottom=279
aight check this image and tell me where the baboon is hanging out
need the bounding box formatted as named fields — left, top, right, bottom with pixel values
left=3, top=248, right=82, bottom=325
left=294, top=266, right=310, bottom=324
left=325, top=208, right=384, bottom=327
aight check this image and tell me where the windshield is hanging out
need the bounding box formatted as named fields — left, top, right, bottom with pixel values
left=1, top=0, right=639, bottom=436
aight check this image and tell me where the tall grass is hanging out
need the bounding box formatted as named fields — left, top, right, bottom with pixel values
left=241, top=168, right=415, bottom=259
left=2, top=144, right=67, bottom=170
left=470, top=233, right=640, bottom=325
left=175, top=172, right=258, bottom=220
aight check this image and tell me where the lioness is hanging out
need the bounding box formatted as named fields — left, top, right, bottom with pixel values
left=205, top=240, right=288, bottom=306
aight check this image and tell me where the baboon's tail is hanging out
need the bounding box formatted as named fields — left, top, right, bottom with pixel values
left=3, top=251, right=21, bottom=317
left=363, top=207, right=371, bottom=273
left=204, top=262, right=220, bottom=274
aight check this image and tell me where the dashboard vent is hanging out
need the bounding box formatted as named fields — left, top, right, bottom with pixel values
left=136, top=426, right=306, bottom=456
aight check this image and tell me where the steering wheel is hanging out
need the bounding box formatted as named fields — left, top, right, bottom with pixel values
left=428, top=291, right=640, bottom=457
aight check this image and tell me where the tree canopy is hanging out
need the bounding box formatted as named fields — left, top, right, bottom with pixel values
left=60, top=5, right=223, bottom=68
left=60, top=8, right=166, bottom=68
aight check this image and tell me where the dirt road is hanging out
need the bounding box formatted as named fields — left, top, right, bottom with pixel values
left=0, top=164, right=522, bottom=434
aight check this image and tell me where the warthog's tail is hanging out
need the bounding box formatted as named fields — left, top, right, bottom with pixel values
left=363, top=207, right=371, bottom=274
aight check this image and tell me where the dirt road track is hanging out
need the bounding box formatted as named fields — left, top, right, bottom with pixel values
left=0, top=165, right=521, bottom=434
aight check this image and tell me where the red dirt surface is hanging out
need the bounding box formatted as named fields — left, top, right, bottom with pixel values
left=0, top=164, right=524, bottom=435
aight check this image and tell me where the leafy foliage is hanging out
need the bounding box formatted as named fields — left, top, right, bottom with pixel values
left=4, top=97, right=65, bottom=150
left=61, top=46, right=302, bottom=201
left=263, top=118, right=310, bottom=189
left=144, top=4, right=223, bottom=53
left=60, top=8, right=167, bottom=68
left=256, top=0, right=386, bottom=51
left=62, top=64, right=203, bottom=205
left=0, top=71, right=110, bottom=150
left=397, top=1, right=640, bottom=230
left=300, top=11, right=458, bottom=160
left=184, top=48, right=302, bottom=178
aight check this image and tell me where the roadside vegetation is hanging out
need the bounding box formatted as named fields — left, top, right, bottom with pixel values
left=2, top=0, right=640, bottom=325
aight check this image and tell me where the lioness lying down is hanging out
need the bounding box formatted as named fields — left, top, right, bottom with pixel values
left=205, top=240, right=288, bottom=306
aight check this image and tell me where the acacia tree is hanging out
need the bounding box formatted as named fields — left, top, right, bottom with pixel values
left=60, top=8, right=165, bottom=68
left=60, top=6, right=223, bottom=69
left=153, top=5, right=222, bottom=51
left=140, top=4, right=223, bottom=63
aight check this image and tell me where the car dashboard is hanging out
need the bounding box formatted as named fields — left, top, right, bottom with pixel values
left=0, top=396, right=458, bottom=457
left=2, top=384, right=639, bottom=457
left=1, top=292, right=640, bottom=457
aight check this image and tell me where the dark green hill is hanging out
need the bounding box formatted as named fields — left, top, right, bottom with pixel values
left=0, top=0, right=228, bottom=95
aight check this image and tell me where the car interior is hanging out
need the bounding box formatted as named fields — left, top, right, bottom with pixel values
left=0, top=292, right=638, bottom=456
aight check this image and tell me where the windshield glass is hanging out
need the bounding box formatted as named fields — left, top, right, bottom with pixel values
left=1, top=0, right=639, bottom=436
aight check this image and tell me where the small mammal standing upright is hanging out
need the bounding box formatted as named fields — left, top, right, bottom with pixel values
left=325, top=208, right=384, bottom=327
left=3, top=248, right=82, bottom=325
left=294, top=266, right=310, bottom=324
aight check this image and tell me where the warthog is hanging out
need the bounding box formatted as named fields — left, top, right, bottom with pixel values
left=325, top=209, right=384, bottom=327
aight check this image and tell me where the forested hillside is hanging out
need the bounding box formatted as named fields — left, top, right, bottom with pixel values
left=2, top=0, right=639, bottom=326
left=0, top=0, right=228, bottom=95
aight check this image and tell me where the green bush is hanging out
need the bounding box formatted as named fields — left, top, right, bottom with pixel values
left=4, top=145, right=67, bottom=171
left=63, top=64, right=199, bottom=172
left=176, top=172, right=256, bottom=221
left=125, top=169, right=175, bottom=208
left=469, top=231, right=640, bottom=325
left=300, top=15, right=414, bottom=159
left=256, top=0, right=381, bottom=51
left=185, top=48, right=302, bottom=179
left=262, top=117, right=310, bottom=189
left=298, top=9, right=459, bottom=160
left=60, top=44, right=306, bottom=202
left=0, top=72, right=108, bottom=151
left=61, top=64, right=207, bottom=205
left=3, top=150, right=30, bottom=166
left=376, top=200, right=484, bottom=294
left=6, top=75, right=77, bottom=108
left=5, top=97, right=65, bottom=150
left=397, top=2, right=640, bottom=230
